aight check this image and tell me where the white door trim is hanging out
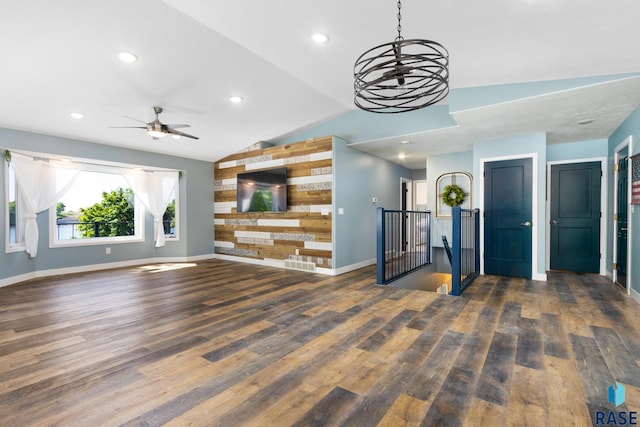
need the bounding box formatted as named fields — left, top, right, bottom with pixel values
left=613, top=136, right=633, bottom=295
left=479, top=153, right=543, bottom=281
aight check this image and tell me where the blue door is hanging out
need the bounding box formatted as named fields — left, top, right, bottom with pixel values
left=550, top=162, right=601, bottom=273
left=484, top=158, right=533, bottom=278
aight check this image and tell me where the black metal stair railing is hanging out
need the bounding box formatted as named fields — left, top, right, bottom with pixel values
left=449, top=207, right=480, bottom=296
left=376, top=207, right=432, bottom=284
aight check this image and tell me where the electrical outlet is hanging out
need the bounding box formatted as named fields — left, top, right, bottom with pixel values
left=106, top=247, right=111, bottom=255
left=372, top=197, right=377, bottom=203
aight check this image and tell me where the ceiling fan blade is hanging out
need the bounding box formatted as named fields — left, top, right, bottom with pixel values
left=167, top=128, right=199, bottom=140
left=114, top=108, right=197, bottom=140
left=166, top=124, right=191, bottom=129
left=122, top=115, right=148, bottom=124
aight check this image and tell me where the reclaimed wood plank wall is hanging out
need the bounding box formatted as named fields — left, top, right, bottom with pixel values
left=213, top=136, right=333, bottom=271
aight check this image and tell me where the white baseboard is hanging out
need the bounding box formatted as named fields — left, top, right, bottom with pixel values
left=1, top=253, right=377, bottom=288
left=213, top=253, right=285, bottom=269
left=213, top=253, right=376, bottom=276
left=533, top=273, right=548, bottom=282
left=631, top=288, right=640, bottom=305
left=0, top=254, right=217, bottom=288
left=0, top=272, right=36, bottom=289
left=333, top=258, right=376, bottom=276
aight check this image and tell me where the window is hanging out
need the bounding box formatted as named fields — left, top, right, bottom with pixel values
left=5, top=159, right=24, bottom=251
left=50, top=168, right=144, bottom=246
left=4, top=149, right=179, bottom=251
left=50, top=166, right=179, bottom=246
left=414, top=180, right=427, bottom=211
left=163, top=193, right=177, bottom=239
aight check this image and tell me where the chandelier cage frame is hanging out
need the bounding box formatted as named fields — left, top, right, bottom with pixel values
left=353, top=1, right=450, bottom=114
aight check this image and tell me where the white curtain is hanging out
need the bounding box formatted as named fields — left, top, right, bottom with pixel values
left=123, top=170, right=178, bottom=247
left=11, top=153, right=81, bottom=257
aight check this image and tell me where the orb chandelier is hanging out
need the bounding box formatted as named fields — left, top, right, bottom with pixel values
left=354, top=0, right=449, bottom=114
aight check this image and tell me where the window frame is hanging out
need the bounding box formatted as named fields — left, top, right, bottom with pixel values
left=163, top=187, right=179, bottom=241
left=49, top=166, right=182, bottom=248
left=48, top=165, right=146, bottom=248
left=2, top=149, right=180, bottom=251
left=4, top=159, right=25, bottom=253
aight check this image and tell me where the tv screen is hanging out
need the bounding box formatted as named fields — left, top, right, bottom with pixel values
left=236, top=167, right=287, bottom=213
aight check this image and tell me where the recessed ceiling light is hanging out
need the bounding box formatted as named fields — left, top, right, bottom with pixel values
left=69, top=112, right=85, bottom=119
left=398, top=153, right=407, bottom=160
left=230, top=96, right=243, bottom=103
left=310, top=33, right=329, bottom=44
left=118, top=52, right=137, bottom=63
left=401, top=140, right=411, bottom=144
left=578, top=118, right=595, bottom=125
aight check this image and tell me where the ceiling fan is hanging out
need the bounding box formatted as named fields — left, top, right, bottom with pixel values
left=111, top=106, right=199, bottom=140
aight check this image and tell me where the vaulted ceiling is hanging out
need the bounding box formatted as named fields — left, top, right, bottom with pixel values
left=1, top=1, right=639, bottom=169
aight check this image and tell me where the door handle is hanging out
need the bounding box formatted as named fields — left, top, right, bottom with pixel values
left=520, top=221, right=532, bottom=227
left=621, top=227, right=628, bottom=232
left=551, top=220, right=559, bottom=225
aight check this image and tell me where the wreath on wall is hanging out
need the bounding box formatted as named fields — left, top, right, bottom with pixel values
left=441, top=184, right=466, bottom=207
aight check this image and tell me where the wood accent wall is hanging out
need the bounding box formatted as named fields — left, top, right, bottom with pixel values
left=214, top=136, right=333, bottom=270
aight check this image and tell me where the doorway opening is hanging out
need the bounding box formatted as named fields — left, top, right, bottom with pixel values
left=613, top=139, right=630, bottom=292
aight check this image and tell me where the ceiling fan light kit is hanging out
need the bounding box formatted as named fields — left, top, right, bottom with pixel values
left=353, top=0, right=449, bottom=113
left=147, top=120, right=167, bottom=138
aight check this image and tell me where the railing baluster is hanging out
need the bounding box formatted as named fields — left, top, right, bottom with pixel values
left=376, top=208, right=385, bottom=284
left=376, top=208, right=432, bottom=285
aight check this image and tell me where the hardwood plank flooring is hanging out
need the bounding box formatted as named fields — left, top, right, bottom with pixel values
left=0, top=261, right=639, bottom=426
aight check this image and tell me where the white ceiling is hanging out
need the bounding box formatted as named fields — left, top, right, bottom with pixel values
left=1, top=0, right=639, bottom=169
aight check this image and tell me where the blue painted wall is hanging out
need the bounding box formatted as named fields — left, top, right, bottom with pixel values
left=473, top=133, right=547, bottom=280
left=426, top=151, right=473, bottom=247
left=0, top=128, right=214, bottom=283
left=547, top=139, right=608, bottom=162
left=609, top=105, right=640, bottom=295
left=333, top=137, right=412, bottom=269
left=270, top=105, right=457, bottom=146
left=412, top=169, right=426, bottom=181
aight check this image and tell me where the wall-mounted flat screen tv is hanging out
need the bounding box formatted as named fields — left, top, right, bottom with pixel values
left=237, top=167, right=287, bottom=213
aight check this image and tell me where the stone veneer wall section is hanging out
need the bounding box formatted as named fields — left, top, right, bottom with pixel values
left=213, top=136, right=333, bottom=269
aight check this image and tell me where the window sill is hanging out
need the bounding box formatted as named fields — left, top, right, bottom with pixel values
left=50, top=236, right=144, bottom=248
left=6, top=244, right=26, bottom=254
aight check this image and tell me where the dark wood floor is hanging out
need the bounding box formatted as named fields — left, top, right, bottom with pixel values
left=0, top=260, right=639, bottom=426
